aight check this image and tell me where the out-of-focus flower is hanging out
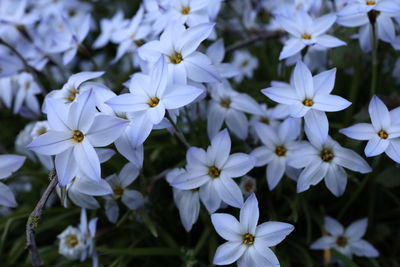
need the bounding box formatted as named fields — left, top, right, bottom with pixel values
left=0, top=154, right=26, bottom=207
left=311, top=216, right=379, bottom=259
left=231, top=50, right=259, bottom=83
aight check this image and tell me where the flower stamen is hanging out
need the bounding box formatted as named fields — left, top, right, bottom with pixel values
left=65, top=234, right=79, bottom=248
left=378, top=130, right=388, bottom=139
left=275, top=145, right=287, bottom=157
left=169, top=52, right=183, bottom=64
left=303, top=99, right=314, bottom=107
left=208, top=166, right=221, bottom=178
left=71, top=130, right=84, bottom=143
left=366, top=0, right=376, bottom=5
left=147, top=97, right=160, bottom=107
left=220, top=98, right=231, bottom=109
left=181, top=6, right=190, bottom=15
left=336, top=236, right=348, bottom=247
left=320, top=148, right=334, bottom=162
left=301, top=33, right=312, bottom=40
left=242, top=233, right=255, bottom=245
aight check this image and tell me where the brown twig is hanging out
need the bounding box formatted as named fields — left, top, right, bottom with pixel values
left=166, top=114, right=190, bottom=149
left=26, top=169, right=58, bottom=267
left=225, top=30, right=284, bottom=53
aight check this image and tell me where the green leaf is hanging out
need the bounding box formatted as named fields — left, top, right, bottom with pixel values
left=332, top=250, right=359, bottom=267
left=376, top=166, right=400, bottom=188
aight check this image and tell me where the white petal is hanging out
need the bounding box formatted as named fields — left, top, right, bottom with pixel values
left=207, top=103, right=225, bottom=139
left=324, top=165, right=347, bottom=197
left=226, top=110, right=248, bottom=140
left=316, top=34, right=346, bottom=48
left=345, top=218, right=368, bottom=241
left=266, top=157, right=286, bottom=190
left=304, top=110, right=329, bottom=143
left=105, top=199, right=119, bottom=223
left=261, top=87, right=298, bottom=105
left=250, top=147, right=274, bottom=167
left=313, top=68, right=336, bottom=95
left=86, top=115, right=128, bottom=147
left=211, top=213, right=242, bottom=241
left=214, top=177, right=244, bottom=208
left=222, top=153, right=255, bottom=178
left=119, top=162, right=140, bottom=187
left=297, top=160, right=328, bottom=193
left=255, top=221, right=294, bottom=246
left=199, top=181, right=221, bottom=213
left=208, top=129, right=231, bottom=168
left=310, top=236, right=336, bottom=250
left=68, top=89, right=96, bottom=132
left=74, top=140, right=101, bottom=182
left=310, top=14, right=336, bottom=36
left=240, top=194, right=259, bottom=234
left=122, top=189, right=144, bottom=210
left=28, top=131, right=73, bottom=156
left=369, top=95, right=391, bottom=130
left=0, top=182, right=17, bottom=207
left=313, top=94, right=351, bottom=112
left=184, top=52, right=222, bottom=83
left=279, top=38, right=306, bottom=60
left=339, top=123, right=376, bottom=140
left=162, top=84, right=203, bottom=110
left=385, top=139, right=400, bottom=163
left=74, top=175, right=112, bottom=196
left=0, top=155, right=26, bottom=179
left=364, top=137, right=389, bottom=157
left=213, top=242, right=246, bottom=265
left=181, top=23, right=215, bottom=55
left=324, top=216, right=344, bottom=236
left=350, top=240, right=379, bottom=257
left=45, top=98, right=70, bottom=131
left=293, top=60, right=314, bottom=99
left=334, top=147, right=372, bottom=173
left=55, top=147, right=78, bottom=186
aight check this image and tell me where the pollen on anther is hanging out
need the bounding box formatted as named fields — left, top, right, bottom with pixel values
left=378, top=130, right=388, bottom=139
left=336, top=236, right=348, bottom=247
left=147, top=97, right=160, bottom=107
left=320, top=148, right=334, bottom=162
left=72, top=130, right=84, bottom=143
left=208, top=166, right=221, bottom=178
left=65, top=234, right=79, bottom=248
left=303, top=99, right=314, bottom=107
left=66, top=89, right=79, bottom=103
left=301, top=33, right=312, bottom=40
left=366, top=0, right=376, bottom=5
left=242, top=233, right=255, bottom=245
left=169, top=52, right=183, bottom=64
left=181, top=6, right=190, bottom=15
left=220, top=98, right=231, bottom=109
left=275, top=145, right=287, bottom=157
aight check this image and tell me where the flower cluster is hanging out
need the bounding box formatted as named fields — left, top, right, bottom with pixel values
left=1, top=0, right=400, bottom=266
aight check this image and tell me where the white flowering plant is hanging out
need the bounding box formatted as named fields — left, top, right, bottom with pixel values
left=1, top=0, right=400, bottom=266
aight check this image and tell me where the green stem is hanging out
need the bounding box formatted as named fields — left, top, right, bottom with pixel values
left=166, top=114, right=190, bottom=149
left=370, top=23, right=378, bottom=97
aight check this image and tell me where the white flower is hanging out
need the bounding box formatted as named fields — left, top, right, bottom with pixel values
left=13, top=72, right=42, bottom=116
left=239, top=176, right=257, bottom=197
left=262, top=60, right=351, bottom=142
left=277, top=11, right=345, bottom=60
left=104, top=163, right=144, bottom=223
left=168, top=0, right=211, bottom=27
left=106, top=57, right=203, bottom=126
left=311, top=216, right=379, bottom=259
left=45, top=71, right=104, bottom=105
left=208, top=82, right=263, bottom=140
left=251, top=118, right=302, bottom=190
left=337, top=0, right=400, bottom=52
left=58, top=226, right=87, bottom=260
left=211, top=194, right=294, bottom=267
left=340, top=95, right=400, bottom=163
left=93, top=10, right=129, bottom=49
left=167, top=168, right=201, bottom=232
left=138, top=22, right=221, bottom=84
left=231, top=50, right=259, bottom=83
left=206, top=39, right=240, bottom=79
left=288, top=126, right=372, bottom=196
left=0, top=154, right=26, bottom=207
left=28, top=89, right=129, bottom=185
left=171, top=129, right=255, bottom=210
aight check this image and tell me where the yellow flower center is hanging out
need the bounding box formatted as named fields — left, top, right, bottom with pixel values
left=181, top=6, right=190, bottom=15
left=65, top=234, right=79, bottom=248
left=71, top=130, right=84, bottom=143
left=336, top=236, right=348, bottom=247
left=303, top=99, right=314, bottom=107
left=147, top=97, right=160, bottom=107
left=113, top=186, right=124, bottom=199
left=275, top=145, right=287, bottom=157
left=242, top=233, right=255, bottom=245
left=208, top=166, right=221, bottom=178
left=66, top=89, right=79, bottom=103
left=366, top=0, right=376, bottom=5
left=378, top=130, right=388, bottom=139
left=37, top=127, right=47, bottom=136
left=320, top=148, right=334, bottom=162
left=259, top=117, right=270, bottom=125
left=220, top=98, right=231, bottom=109
left=169, top=52, right=183, bottom=64
left=302, top=33, right=312, bottom=40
